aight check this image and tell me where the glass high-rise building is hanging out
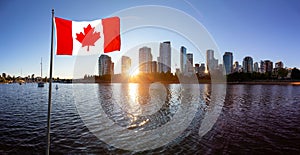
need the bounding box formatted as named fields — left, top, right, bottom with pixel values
left=186, top=53, right=194, bottom=73
left=180, top=46, right=187, bottom=73
left=264, top=60, right=273, bottom=73
left=260, top=60, right=265, bottom=73
left=158, top=41, right=171, bottom=73
left=98, top=54, right=114, bottom=76
left=254, top=62, right=259, bottom=72
left=121, top=56, right=131, bottom=75
left=223, top=52, right=233, bottom=75
left=151, top=61, right=157, bottom=73
left=139, top=46, right=152, bottom=73
left=243, top=56, right=253, bottom=73
left=206, top=49, right=218, bottom=72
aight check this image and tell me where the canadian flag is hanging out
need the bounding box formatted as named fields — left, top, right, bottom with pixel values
left=54, top=16, right=120, bottom=55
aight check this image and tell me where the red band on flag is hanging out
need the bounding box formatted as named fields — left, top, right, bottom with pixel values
left=55, top=17, right=73, bottom=55
left=102, top=17, right=121, bottom=53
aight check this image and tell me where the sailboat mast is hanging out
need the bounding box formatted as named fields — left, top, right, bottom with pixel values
left=41, top=57, right=43, bottom=78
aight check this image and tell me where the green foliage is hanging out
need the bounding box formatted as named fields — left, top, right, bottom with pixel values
left=291, top=68, right=300, bottom=79
left=277, top=68, right=288, bottom=78
left=129, top=72, right=179, bottom=83
left=227, top=72, right=276, bottom=82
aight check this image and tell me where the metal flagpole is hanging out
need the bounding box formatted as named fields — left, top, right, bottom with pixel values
left=46, top=8, right=54, bottom=155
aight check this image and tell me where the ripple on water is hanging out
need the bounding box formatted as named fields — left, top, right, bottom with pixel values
left=0, top=83, right=299, bottom=154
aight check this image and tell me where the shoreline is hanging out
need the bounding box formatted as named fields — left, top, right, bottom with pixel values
left=2, top=81, right=300, bottom=86
left=226, top=81, right=300, bottom=85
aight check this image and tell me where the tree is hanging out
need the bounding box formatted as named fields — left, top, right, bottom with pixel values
left=2, top=73, right=6, bottom=79
left=291, top=68, right=300, bottom=79
left=277, top=68, right=288, bottom=79
left=0, top=76, right=4, bottom=82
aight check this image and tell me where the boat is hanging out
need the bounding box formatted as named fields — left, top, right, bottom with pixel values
left=38, top=82, right=44, bottom=87
left=38, top=58, right=45, bottom=87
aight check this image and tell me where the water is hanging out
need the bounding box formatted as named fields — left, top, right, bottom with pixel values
left=0, top=83, right=299, bottom=154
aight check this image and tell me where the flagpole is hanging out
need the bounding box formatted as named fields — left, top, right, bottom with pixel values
left=46, top=8, right=54, bottom=155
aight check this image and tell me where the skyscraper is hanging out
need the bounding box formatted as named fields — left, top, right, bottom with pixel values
left=243, top=56, right=253, bottom=73
left=158, top=41, right=171, bottom=73
left=254, top=62, right=259, bottom=72
left=186, top=53, right=193, bottom=73
left=223, top=52, right=233, bottom=75
left=98, top=54, right=114, bottom=76
left=274, top=61, right=284, bottom=77
left=200, top=63, right=206, bottom=75
left=151, top=61, right=157, bottom=73
left=180, top=46, right=187, bottom=73
left=206, top=49, right=218, bottom=72
left=139, top=46, right=152, bottom=73
left=121, top=56, right=131, bottom=75
left=233, top=61, right=239, bottom=72
left=260, top=60, right=265, bottom=73
left=264, top=60, right=273, bottom=73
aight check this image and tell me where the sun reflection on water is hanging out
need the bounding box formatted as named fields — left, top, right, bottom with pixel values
left=128, top=83, right=142, bottom=116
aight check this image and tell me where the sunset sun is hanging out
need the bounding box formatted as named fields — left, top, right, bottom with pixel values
left=130, top=69, right=139, bottom=77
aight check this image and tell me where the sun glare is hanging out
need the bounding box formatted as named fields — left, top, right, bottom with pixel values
left=130, top=69, right=139, bottom=77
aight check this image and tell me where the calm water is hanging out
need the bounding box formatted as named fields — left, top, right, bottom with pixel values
left=0, top=83, right=299, bottom=154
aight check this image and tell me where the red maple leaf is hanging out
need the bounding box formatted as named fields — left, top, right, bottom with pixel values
left=76, top=24, right=100, bottom=51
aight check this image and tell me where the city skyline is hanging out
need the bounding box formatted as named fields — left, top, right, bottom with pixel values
left=97, top=41, right=292, bottom=78
left=1, top=1, right=300, bottom=78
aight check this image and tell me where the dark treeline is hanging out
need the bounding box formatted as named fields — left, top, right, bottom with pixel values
left=227, top=67, right=300, bottom=82
left=85, top=67, right=300, bottom=83
left=85, top=72, right=211, bottom=84
left=0, top=72, right=72, bottom=83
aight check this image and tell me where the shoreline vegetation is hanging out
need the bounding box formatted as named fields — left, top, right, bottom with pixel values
left=1, top=79, right=300, bottom=85
left=75, top=71, right=300, bottom=85
left=1, top=68, right=300, bottom=85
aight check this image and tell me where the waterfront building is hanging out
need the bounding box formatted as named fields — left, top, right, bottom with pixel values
left=243, top=56, right=253, bottom=73
left=151, top=61, right=157, bottom=73
left=274, top=61, right=284, bottom=78
left=121, top=56, right=131, bottom=75
left=158, top=41, right=171, bottom=73
left=186, top=53, right=194, bottom=74
left=195, top=63, right=200, bottom=74
left=199, top=63, right=206, bottom=76
left=180, top=46, right=187, bottom=73
left=139, top=46, right=152, bottom=73
left=275, top=61, right=284, bottom=69
left=233, top=61, right=239, bottom=72
left=206, top=49, right=218, bottom=72
left=223, top=52, right=233, bottom=75
left=98, top=55, right=114, bottom=76
left=254, top=62, right=259, bottom=72
left=264, top=60, right=273, bottom=73
left=218, top=64, right=224, bottom=73
left=260, top=60, right=265, bottom=73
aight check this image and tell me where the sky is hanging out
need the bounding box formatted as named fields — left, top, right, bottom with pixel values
left=0, top=0, right=299, bottom=78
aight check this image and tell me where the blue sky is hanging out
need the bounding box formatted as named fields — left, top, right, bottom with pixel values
left=0, top=0, right=299, bottom=78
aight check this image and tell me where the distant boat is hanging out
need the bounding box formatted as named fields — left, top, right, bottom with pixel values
left=38, top=82, right=44, bottom=87
left=38, top=58, right=44, bottom=88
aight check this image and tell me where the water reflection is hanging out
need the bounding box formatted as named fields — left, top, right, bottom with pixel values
left=82, top=83, right=201, bottom=151
left=1, top=84, right=299, bottom=153
left=100, top=83, right=178, bottom=131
